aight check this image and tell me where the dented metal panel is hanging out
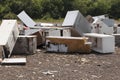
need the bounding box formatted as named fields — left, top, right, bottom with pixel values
left=62, top=11, right=78, bottom=26
left=17, top=10, right=36, bottom=27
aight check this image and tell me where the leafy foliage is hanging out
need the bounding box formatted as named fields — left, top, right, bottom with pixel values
left=0, top=0, right=120, bottom=19
left=109, top=0, right=120, bottom=19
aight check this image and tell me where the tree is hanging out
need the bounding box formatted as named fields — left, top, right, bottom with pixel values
left=73, top=0, right=93, bottom=16
left=109, top=0, right=120, bottom=19
left=0, top=0, right=120, bottom=19
left=31, top=0, right=43, bottom=18
left=41, top=0, right=64, bottom=19
left=62, top=0, right=75, bottom=17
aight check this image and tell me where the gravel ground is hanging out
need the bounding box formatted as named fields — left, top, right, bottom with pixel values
left=0, top=47, right=120, bottom=80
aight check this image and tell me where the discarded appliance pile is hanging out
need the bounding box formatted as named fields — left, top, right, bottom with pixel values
left=17, top=10, right=92, bottom=53
left=0, top=10, right=118, bottom=65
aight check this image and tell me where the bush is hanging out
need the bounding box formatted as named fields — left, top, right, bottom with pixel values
left=0, top=0, right=120, bottom=19
left=3, top=12, right=17, bottom=19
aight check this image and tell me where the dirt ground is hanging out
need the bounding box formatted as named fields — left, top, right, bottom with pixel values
left=0, top=47, right=120, bottom=80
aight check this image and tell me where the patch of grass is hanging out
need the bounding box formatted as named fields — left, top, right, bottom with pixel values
left=0, top=18, right=64, bottom=25
left=34, top=18, right=64, bottom=23
left=115, top=19, right=120, bottom=24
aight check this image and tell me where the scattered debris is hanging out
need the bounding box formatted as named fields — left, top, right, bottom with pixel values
left=36, top=49, right=42, bottom=52
left=81, top=58, right=89, bottom=64
left=91, top=75, right=101, bottom=79
left=1, top=58, right=26, bottom=65
left=0, top=10, right=119, bottom=66
left=17, top=74, right=24, bottom=78
left=38, top=62, right=42, bottom=64
left=42, top=71, right=53, bottom=75
left=42, top=70, right=58, bottom=75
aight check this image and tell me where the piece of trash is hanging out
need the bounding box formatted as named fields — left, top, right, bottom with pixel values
left=91, top=75, right=102, bottom=78
left=42, top=71, right=53, bottom=75
left=39, top=62, right=42, bottom=64
left=65, top=64, right=70, bottom=66
left=42, top=70, right=58, bottom=75
left=51, top=75, right=55, bottom=77
left=81, top=58, right=89, bottom=63
left=0, top=58, right=2, bottom=63
left=1, top=58, right=26, bottom=65
left=32, top=72, right=36, bottom=74
left=91, top=75, right=99, bottom=78
left=36, top=49, right=42, bottom=52
left=38, top=77, right=42, bottom=79
left=73, top=70, right=78, bottom=72
left=17, top=74, right=24, bottom=78
left=5, top=66, right=12, bottom=68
